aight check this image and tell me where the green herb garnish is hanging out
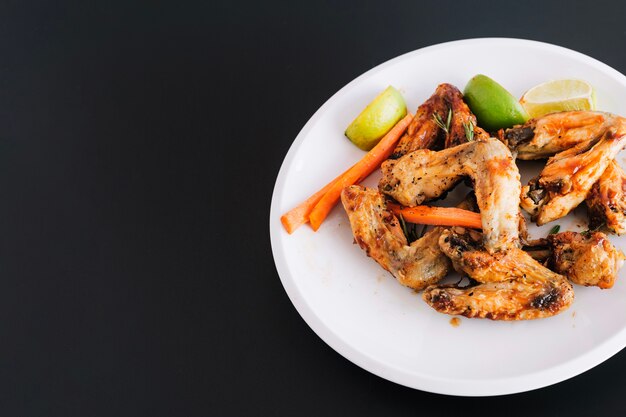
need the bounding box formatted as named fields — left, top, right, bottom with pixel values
left=581, top=222, right=603, bottom=237
left=463, top=121, right=475, bottom=141
left=398, top=213, right=420, bottom=242
left=548, top=225, right=560, bottom=234
left=433, top=108, right=452, bottom=134
left=399, top=213, right=409, bottom=237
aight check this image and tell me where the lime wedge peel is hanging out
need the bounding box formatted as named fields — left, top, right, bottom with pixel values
left=463, top=74, right=529, bottom=132
left=519, top=79, right=596, bottom=119
left=345, top=86, right=407, bottom=151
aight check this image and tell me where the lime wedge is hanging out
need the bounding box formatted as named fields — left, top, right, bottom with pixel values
left=520, top=79, right=596, bottom=118
left=345, top=86, right=407, bottom=151
left=463, top=75, right=529, bottom=131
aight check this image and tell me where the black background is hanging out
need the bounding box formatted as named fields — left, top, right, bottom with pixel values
left=1, top=0, right=625, bottom=415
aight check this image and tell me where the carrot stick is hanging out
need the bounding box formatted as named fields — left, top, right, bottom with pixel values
left=387, top=203, right=482, bottom=229
left=308, top=113, right=413, bottom=231
left=280, top=163, right=356, bottom=234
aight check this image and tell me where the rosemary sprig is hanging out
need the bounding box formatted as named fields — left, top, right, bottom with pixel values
left=398, top=213, right=409, bottom=238
left=463, top=120, right=475, bottom=141
left=433, top=108, right=452, bottom=134
left=548, top=225, right=560, bottom=234
left=581, top=223, right=602, bottom=237
left=398, top=213, right=420, bottom=242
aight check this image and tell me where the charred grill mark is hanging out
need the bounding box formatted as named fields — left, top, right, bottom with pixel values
left=425, top=289, right=452, bottom=311
left=448, top=234, right=476, bottom=253
left=542, top=178, right=566, bottom=193
left=527, top=180, right=547, bottom=204
left=504, top=125, right=535, bottom=148
left=529, top=287, right=562, bottom=311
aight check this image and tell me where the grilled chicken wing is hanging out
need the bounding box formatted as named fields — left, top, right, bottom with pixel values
left=586, top=160, right=626, bottom=234
left=340, top=185, right=451, bottom=290
left=521, top=125, right=626, bottom=225
left=444, top=85, right=489, bottom=148
left=504, top=111, right=616, bottom=160
left=391, top=85, right=448, bottom=158
left=391, top=83, right=487, bottom=158
left=379, top=138, right=521, bottom=252
left=423, top=274, right=574, bottom=320
left=548, top=231, right=625, bottom=289
left=422, top=230, right=574, bottom=320
left=439, top=230, right=555, bottom=283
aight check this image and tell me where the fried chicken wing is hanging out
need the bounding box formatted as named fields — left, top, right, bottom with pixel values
left=521, top=125, right=626, bottom=225
left=439, top=230, right=554, bottom=283
left=379, top=138, right=521, bottom=252
left=421, top=230, right=574, bottom=320
left=504, top=111, right=614, bottom=160
left=340, top=185, right=451, bottom=290
left=548, top=231, right=625, bottom=289
left=586, top=160, right=626, bottom=234
left=391, top=84, right=487, bottom=158
left=423, top=274, right=574, bottom=320
left=391, top=85, right=448, bottom=158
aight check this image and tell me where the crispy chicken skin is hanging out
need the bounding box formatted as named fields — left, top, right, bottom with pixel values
left=548, top=231, right=625, bottom=289
left=391, top=84, right=488, bottom=158
left=340, top=185, right=451, bottom=290
left=391, top=85, right=448, bottom=158
left=443, top=84, right=489, bottom=148
left=423, top=274, right=574, bottom=320
left=422, top=230, right=574, bottom=320
left=586, top=160, right=626, bottom=234
left=504, top=111, right=614, bottom=160
left=521, top=125, right=626, bottom=225
left=439, top=230, right=556, bottom=283
left=379, top=138, right=521, bottom=252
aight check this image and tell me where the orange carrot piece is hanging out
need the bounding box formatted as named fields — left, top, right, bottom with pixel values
left=308, top=113, right=413, bottom=231
left=387, top=203, right=482, bottom=229
left=280, top=164, right=355, bottom=234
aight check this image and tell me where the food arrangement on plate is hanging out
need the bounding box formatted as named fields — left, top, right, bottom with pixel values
left=281, top=74, right=626, bottom=321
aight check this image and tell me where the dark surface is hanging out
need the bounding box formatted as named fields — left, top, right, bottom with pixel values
left=1, top=0, right=625, bottom=415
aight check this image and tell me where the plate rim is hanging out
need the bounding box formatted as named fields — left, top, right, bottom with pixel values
left=269, top=37, right=626, bottom=396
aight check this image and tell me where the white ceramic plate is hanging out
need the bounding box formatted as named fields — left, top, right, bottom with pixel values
left=269, top=38, right=626, bottom=396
